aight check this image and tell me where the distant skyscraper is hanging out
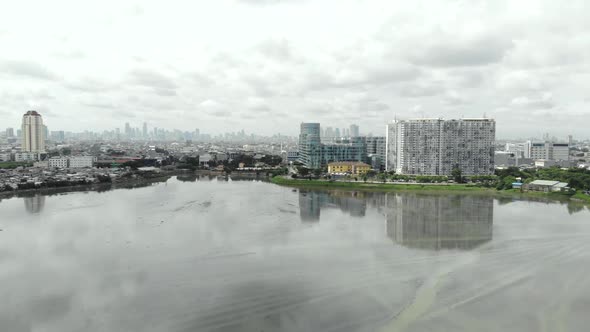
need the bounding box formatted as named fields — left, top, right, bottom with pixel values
left=298, top=123, right=322, bottom=168
left=335, top=128, right=341, bottom=138
left=568, top=135, right=573, bottom=146
left=51, top=131, right=65, bottom=142
left=386, top=118, right=495, bottom=176
left=125, top=122, right=131, bottom=137
left=143, top=122, right=148, bottom=138
left=5, top=128, right=14, bottom=138
left=21, top=110, right=45, bottom=152
left=350, top=124, right=360, bottom=137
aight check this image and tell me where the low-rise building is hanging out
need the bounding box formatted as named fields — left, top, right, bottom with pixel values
left=69, top=156, right=96, bottom=168
left=0, top=152, right=11, bottom=162
left=14, top=152, right=38, bottom=162
left=524, top=180, right=570, bottom=192
left=48, top=156, right=96, bottom=169
left=48, top=157, right=69, bottom=168
left=328, top=162, right=371, bottom=175
left=534, top=159, right=572, bottom=168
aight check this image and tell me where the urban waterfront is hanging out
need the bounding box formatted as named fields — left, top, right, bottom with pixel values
left=1, top=177, right=590, bottom=332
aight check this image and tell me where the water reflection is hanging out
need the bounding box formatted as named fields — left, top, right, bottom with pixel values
left=298, top=190, right=367, bottom=222
left=24, top=195, right=45, bottom=214
left=385, top=193, right=493, bottom=250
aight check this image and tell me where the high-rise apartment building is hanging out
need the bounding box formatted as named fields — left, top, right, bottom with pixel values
left=5, top=128, right=14, bottom=138
left=143, top=122, right=148, bottom=138
left=350, top=124, right=360, bottom=137
left=528, top=142, right=569, bottom=161
left=21, top=110, right=46, bottom=152
left=386, top=118, right=495, bottom=176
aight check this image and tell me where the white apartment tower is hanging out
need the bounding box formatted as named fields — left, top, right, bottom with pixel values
left=21, top=110, right=45, bottom=153
left=386, top=118, right=495, bottom=176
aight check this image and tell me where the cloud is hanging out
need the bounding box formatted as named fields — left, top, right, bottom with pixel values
left=64, top=77, right=115, bottom=92
left=399, top=82, right=444, bottom=97
left=236, top=0, right=305, bottom=5
left=407, top=34, right=514, bottom=67
left=128, top=68, right=177, bottom=90
left=257, top=39, right=294, bottom=62
left=442, top=90, right=468, bottom=106
left=198, top=99, right=230, bottom=117
left=0, top=60, right=58, bottom=80
left=496, top=70, right=548, bottom=92
left=189, top=73, right=215, bottom=87
left=110, top=110, right=136, bottom=119
left=510, top=92, right=555, bottom=109
left=52, top=50, right=86, bottom=60
left=246, top=97, right=272, bottom=112
left=332, top=65, right=421, bottom=88
left=154, top=88, right=177, bottom=97
left=81, top=100, right=117, bottom=109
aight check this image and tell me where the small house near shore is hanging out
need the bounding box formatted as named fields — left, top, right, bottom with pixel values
left=524, top=180, right=570, bottom=193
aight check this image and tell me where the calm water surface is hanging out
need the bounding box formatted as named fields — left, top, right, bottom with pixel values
left=1, top=177, right=590, bottom=332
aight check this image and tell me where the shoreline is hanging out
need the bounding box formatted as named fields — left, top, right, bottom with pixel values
left=271, top=176, right=590, bottom=205
left=1, top=173, right=588, bottom=206
left=0, top=172, right=184, bottom=200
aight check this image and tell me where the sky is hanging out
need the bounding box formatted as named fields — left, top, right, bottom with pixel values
left=0, top=0, right=589, bottom=139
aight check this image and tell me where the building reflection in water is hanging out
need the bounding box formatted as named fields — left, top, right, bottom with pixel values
left=24, top=195, right=46, bottom=214
left=385, top=193, right=493, bottom=250
left=298, top=190, right=367, bottom=222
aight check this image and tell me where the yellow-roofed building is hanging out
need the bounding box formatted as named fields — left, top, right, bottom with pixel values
left=327, top=162, right=371, bottom=175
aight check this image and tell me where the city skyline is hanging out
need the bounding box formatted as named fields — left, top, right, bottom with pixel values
left=2, top=111, right=585, bottom=143
left=1, top=1, right=589, bottom=138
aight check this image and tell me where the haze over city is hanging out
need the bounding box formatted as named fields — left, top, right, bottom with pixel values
left=1, top=0, right=589, bottom=138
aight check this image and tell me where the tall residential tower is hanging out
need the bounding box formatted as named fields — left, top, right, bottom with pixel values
left=386, top=118, right=495, bottom=176
left=21, top=110, right=45, bottom=152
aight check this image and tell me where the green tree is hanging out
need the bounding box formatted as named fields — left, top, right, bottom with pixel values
left=297, top=167, right=309, bottom=176
left=452, top=167, right=463, bottom=183
left=313, top=168, right=322, bottom=177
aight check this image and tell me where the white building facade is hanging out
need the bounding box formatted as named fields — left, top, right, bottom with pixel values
left=528, top=142, right=570, bottom=161
left=48, top=157, right=69, bottom=168
left=69, top=156, right=96, bottom=168
left=48, top=156, right=96, bottom=168
left=386, top=118, right=496, bottom=176
left=14, top=152, right=38, bottom=162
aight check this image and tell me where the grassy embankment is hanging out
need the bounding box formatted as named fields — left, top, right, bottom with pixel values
left=572, top=192, right=590, bottom=203
left=271, top=176, right=589, bottom=204
left=271, top=176, right=487, bottom=192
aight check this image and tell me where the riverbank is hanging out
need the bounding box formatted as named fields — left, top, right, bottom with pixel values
left=271, top=176, right=589, bottom=205
left=0, top=171, right=186, bottom=200
left=272, top=176, right=487, bottom=191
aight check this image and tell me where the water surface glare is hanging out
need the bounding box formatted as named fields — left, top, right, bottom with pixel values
left=1, top=177, right=590, bottom=332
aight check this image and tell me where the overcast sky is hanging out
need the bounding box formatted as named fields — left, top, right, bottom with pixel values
left=0, top=0, right=588, bottom=139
